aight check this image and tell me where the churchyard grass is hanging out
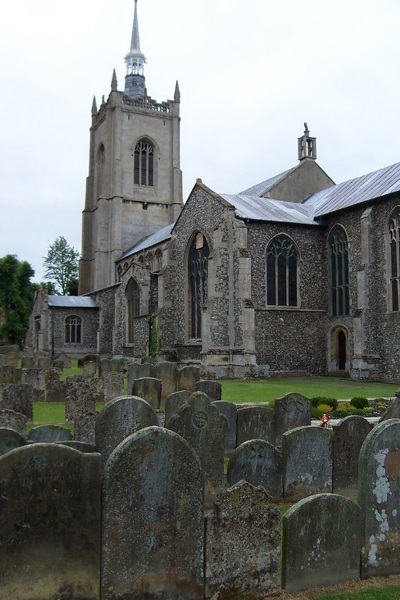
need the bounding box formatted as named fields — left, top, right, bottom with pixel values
left=311, top=584, right=400, bottom=599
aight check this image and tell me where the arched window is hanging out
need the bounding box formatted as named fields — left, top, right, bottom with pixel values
left=65, top=315, right=82, bottom=344
left=188, top=233, right=209, bottom=339
left=134, top=138, right=154, bottom=186
left=329, top=226, right=350, bottom=316
left=96, top=143, right=105, bottom=197
left=126, top=278, right=140, bottom=343
left=266, top=235, right=298, bottom=307
left=389, top=209, right=400, bottom=311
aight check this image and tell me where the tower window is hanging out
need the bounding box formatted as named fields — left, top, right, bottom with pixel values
left=266, top=235, right=298, bottom=307
left=134, top=139, right=154, bottom=186
left=126, top=278, right=140, bottom=343
left=188, top=233, right=209, bottom=339
left=329, top=226, right=350, bottom=316
left=389, top=209, right=400, bottom=311
left=65, top=315, right=82, bottom=344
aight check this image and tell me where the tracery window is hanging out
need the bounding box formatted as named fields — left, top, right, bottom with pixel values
left=188, top=233, right=209, bottom=339
left=65, top=315, right=82, bottom=344
left=134, top=138, right=154, bottom=186
left=329, top=226, right=350, bottom=316
left=389, top=209, right=400, bottom=311
left=266, top=235, right=298, bottom=307
left=126, top=278, right=140, bottom=343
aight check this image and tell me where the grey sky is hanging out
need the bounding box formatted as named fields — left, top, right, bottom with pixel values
left=1, top=0, right=399, bottom=282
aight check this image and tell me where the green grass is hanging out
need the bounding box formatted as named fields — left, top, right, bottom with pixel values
left=313, top=585, right=400, bottom=599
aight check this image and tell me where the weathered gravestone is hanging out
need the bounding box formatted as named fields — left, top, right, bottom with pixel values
left=46, top=379, right=67, bottom=403
left=213, top=400, right=237, bottom=452
left=132, top=377, right=162, bottom=409
left=0, top=355, right=6, bottom=367
left=358, top=418, right=400, bottom=578
left=65, top=377, right=103, bottom=421
left=28, top=425, right=72, bottom=443
left=102, top=426, right=204, bottom=600
left=205, top=480, right=281, bottom=599
left=379, top=398, right=400, bottom=422
left=73, top=414, right=97, bottom=445
left=0, top=408, right=27, bottom=435
left=95, top=395, right=158, bottom=465
left=21, top=356, right=35, bottom=369
left=282, top=493, right=361, bottom=593
left=154, top=361, right=178, bottom=400
left=99, top=357, right=112, bottom=377
left=37, top=356, right=52, bottom=369
left=127, top=361, right=141, bottom=394
left=227, top=439, right=283, bottom=500
left=236, top=406, right=275, bottom=446
left=282, top=426, right=333, bottom=501
left=0, top=366, right=21, bottom=384
left=169, top=391, right=228, bottom=505
left=333, top=415, right=373, bottom=496
left=103, top=372, right=124, bottom=403
left=164, top=390, right=192, bottom=428
left=5, top=351, right=19, bottom=368
left=0, top=427, right=26, bottom=456
left=58, top=440, right=98, bottom=453
left=0, top=444, right=101, bottom=599
left=274, top=393, right=311, bottom=447
left=83, top=360, right=96, bottom=378
left=0, top=383, right=33, bottom=420
left=177, top=365, right=200, bottom=391
left=44, top=367, right=62, bottom=382
left=141, top=356, right=157, bottom=364
left=196, top=380, right=222, bottom=401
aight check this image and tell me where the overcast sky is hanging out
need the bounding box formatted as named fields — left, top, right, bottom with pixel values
left=1, top=0, right=399, bottom=282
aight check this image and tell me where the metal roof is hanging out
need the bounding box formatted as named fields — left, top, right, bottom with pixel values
left=119, top=223, right=174, bottom=260
left=304, top=161, right=400, bottom=216
left=240, top=165, right=298, bottom=196
left=220, top=194, right=317, bottom=225
left=48, top=296, right=98, bottom=308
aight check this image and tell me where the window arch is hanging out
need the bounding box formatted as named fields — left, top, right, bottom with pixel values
left=96, top=143, right=105, bottom=197
left=188, top=233, right=209, bottom=339
left=266, top=235, right=298, bottom=307
left=389, top=208, right=400, bottom=311
left=126, top=278, right=140, bottom=343
left=329, top=226, right=349, bottom=316
left=65, top=315, right=82, bottom=344
left=134, top=138, right=154, bottom=186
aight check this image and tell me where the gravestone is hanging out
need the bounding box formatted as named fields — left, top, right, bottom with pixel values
left=0, top=355, right=6, bottom=367
left=236, top=406, right=275, bottom=446
left=44, top=367, right=62, bottom=382
left=65, top=377, right=103, bottom=421
left=169, top=391, right=228, bottom=505
left=141, top=356, right=157, bottom=364
left=102, top=426, right=204, bottom=600
left=0, top=408, right=27, bottom=434
left=132, top=376, right=162, bottom=409
left=177, top=365, right=200, bottom=391
left=274, top=393, right=311, bottom=447
left=83, top=360, right=96, bottom=378
left=282, top=493, right=361, bottom=593
left=21, top=356, right=35, bottom=369
left=0, top=444, right=101, bottom=599
left=127, top=361, right=141, bottom=394
left=205, top=480, right=281, bottom=599
left=46, top=379, right=66, bottom=403
left=358, top=418, right=400, bottom=578
left=227, top=439, right=283, bottom=500
left=37, top=356, right=52, bottom=369
left=0, top=365, right=21, bottom=384
left=154, top=361, right=178, bottom=400
left=0, top=427, right=26, bottom=456
left=379, top=398, right=400, bottom=422
left=196, top=380, right=222, bottom=401
left=58, top=440, right=98, bottom=453
left=21, top=367, right=43, bottom=388
left=213, top=400, right=237, bottom=452
left=95, top=395, right=159, bottom=465
left=103, top=372, right=124, bottom=403
left=5, top=351, right=19, bottom=367
left=164, top=390, right=192, bottom=428
left=137, top=361, right=154, bottom=379
left=73, top=414, right=97, bottom=445
left=28, top=425, right=72, bottom=443
left=282, top=426, right=333, bottom=501
left=0, top=383, right=33, bottom=420
left=99, top=358, right=112, bottom=377
left=333, top=415, right=373, bottom=496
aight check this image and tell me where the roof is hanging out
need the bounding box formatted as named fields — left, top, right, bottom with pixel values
left=220, top=194, right=317, bottom=225
left=304, top=161, right=400, bottom=216
left=119, top=223, right=174, bottom=260
left=240, top=165, right=298, bottom=196
left=48, top=296, right=98, bottom=309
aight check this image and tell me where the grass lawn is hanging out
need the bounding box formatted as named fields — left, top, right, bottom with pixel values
left=314, top=587, right=400, bottom=599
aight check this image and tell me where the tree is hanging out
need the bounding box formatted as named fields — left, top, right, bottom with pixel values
left=0, top=254, right=35, bottom=345
left=43, top=237, right=80, bottom=295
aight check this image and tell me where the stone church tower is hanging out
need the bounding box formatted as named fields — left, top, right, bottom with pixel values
left=79, top=0, right=183, bottom=294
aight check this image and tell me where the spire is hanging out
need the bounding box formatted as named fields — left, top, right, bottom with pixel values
left=298, top=122, right=317, bottom=161
left=91, top=96, right=97, bottom=116
left=124, top=0, right=146, bottom=98
left=111, top=69, right=118, bottom=91
left=174, top=81, right=180, bottom=103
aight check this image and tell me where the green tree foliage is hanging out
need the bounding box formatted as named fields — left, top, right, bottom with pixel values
left=0, top=254, right=35, bottom=345
left=43, top=237, right=80, bottom=295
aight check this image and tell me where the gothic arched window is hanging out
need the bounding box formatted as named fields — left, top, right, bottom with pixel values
left=389, top=209, right=400, bottom=311
left=65, top=315, right=82, bottom=344
left=134, top=138, right=154, bottom=186
left=329, top=226, right=350, bottom=316
left=188, top=233, right=209, bottom=339
left=266, top=235, right=298, bottom=307
left=126, top=278, right=140, bottom=343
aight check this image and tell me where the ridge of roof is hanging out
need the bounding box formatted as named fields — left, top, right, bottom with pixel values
left=239, top=164, right=299, bottom=197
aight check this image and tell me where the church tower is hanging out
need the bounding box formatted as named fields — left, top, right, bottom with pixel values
left=79, top=0, right=183, bottom=294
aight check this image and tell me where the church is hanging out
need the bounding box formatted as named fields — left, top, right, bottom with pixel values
left=27, top=0, right=400, bottom=382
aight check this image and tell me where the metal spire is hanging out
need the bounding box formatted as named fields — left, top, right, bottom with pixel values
left=124, top=0, right=146, bottom=97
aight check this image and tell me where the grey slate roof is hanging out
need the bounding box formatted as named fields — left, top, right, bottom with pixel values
left=48, top=296, right=98, bottom=308
left=220, top=194, right=317, bottom=225
left=303, top=161, right=400, bottom=216
left=119, top=223, right=174, bottom=260
left=240, top=165, right=298, bottom=196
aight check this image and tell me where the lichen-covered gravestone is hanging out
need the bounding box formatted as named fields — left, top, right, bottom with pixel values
left=177, top=365, right=200, bottom=391
left=164, top=390, right=192, bottom=428
left=196, top=380, right=222, bottom=401
left=153, top=361, right=178, bottom=400
left=0, top=408, right=27, bottom=435
left=333, top=415, right=373, bottom=496
left=358, top=418, right=400, bottom=578
left=227, top=439, right=283, bottom=500
left=205, top=480, right=281, bottom=599
left=27, top=425, right=72, bottom=443
left=274, top=392, right=311, bottom=447
left=102, top=426, right=204, bottom=600
left=236, top=406, right=275, bottom=446
left=213, top=400, right=237, bottom=452
left=103, top=372, right=124, bottom=403
left=282, top=493, right=361, bottom=593
left=0, top=427, right=26, bottom=456
left=132, top=376, right=162, bottom=409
